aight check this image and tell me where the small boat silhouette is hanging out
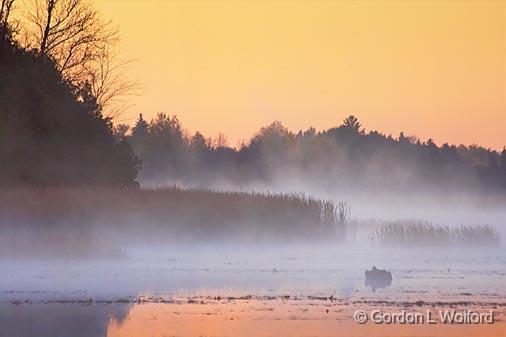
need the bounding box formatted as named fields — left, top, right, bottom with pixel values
left=365, top=266, right=392, bottom=292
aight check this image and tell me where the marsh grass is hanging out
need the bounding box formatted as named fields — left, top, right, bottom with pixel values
left=0, top=186, right=343, bottom=257
left=371, top=220, right=501, bottom=246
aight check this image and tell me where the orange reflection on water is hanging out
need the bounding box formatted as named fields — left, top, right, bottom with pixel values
left=107, top=300, right=506, bottom=337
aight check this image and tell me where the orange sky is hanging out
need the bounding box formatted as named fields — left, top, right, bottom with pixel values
left=95, top=0, right=505, bottom=150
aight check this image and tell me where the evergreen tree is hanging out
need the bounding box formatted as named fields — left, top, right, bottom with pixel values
left=341, top=115, right=365, bottom=135
left=131, top=114, right=149, bottom=142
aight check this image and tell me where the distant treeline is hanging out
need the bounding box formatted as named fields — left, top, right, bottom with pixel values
left=117, top=113, right=506, bottom=193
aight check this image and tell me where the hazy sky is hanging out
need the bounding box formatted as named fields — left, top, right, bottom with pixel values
left=95, top=0, right=505, bottom=149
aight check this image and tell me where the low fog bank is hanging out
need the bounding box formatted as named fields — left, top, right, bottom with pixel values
left=142, top=177, right=506, bottom=233
left=1, top=242, right=504, bottom=337
left=0, top=243, right=506, bottom=337
left=0, top=243, right=504, bottom=303
left=0, top=187, right=342, bottom=258
left=0, top=186, right=503, bottom=260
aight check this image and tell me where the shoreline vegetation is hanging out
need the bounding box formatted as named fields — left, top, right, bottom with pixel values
left=0, top=187, right=501, bottom=258
left=370, top=220, right=500, bottom=247
left=0, top=187, right=342, bottom=258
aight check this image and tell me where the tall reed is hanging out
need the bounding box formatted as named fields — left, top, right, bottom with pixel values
left=370, top=220, right=500, bottom=246
left=0, top=186, right=344, bottom=257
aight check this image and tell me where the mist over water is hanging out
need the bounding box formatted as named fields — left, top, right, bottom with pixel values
left=1, top=183, right=505, bottom=337
left=1, top=241, right=505, bottom=337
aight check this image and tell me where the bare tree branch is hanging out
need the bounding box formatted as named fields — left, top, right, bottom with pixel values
left=87, top=45, right=141, bottom=119
left=0, top=0, right=16, bottom=42
left=21, top=0, right=138, bottom=118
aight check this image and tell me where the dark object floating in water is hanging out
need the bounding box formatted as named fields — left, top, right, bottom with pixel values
left=365, top=266, right=392, bottom=292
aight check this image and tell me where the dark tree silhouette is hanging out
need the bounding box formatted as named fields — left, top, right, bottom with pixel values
left=0, top=33, right=139, bottom=187
left=124, top=114, right=506, bottom=193
left=190, top=132, right=210, bottom=153
left=0, top=0, right=15, bottom=44
left=132, top=114, right=149, bottom=141
left=21, top=0, right=137, bottom=118
left=341, top=115, right=364, bottom=135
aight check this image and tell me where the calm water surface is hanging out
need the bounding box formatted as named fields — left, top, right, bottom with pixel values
left=1, top=243, right=505, bottom=337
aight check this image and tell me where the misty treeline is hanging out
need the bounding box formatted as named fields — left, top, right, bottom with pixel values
left=120, top=113, right=506, bottom=193
left=0, top=0, right=139, bottom=187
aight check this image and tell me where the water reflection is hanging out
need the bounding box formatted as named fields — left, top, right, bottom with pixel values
left=1, top=300, right=505, bottom=337
left=106, top=302, right=505, bottom=337
left=0, top=303, right=131, bottom=337
left=365, top=266, right=392, bottom=292
left=0, top=244, right=504, bottom=337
